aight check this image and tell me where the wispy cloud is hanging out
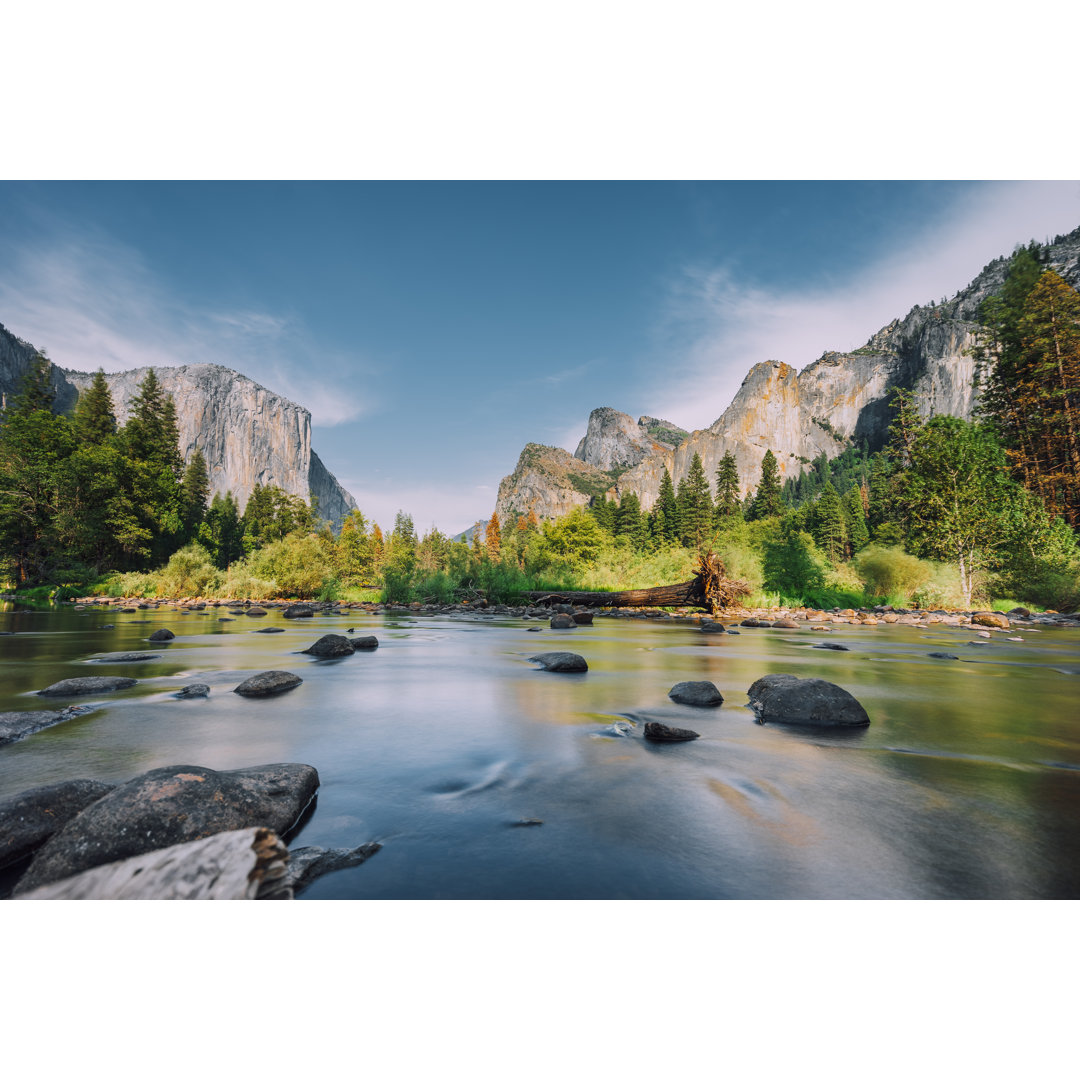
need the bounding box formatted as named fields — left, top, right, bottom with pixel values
left=646, top=181, right=1080, bottom=431
left=0, top=224, right=373, bottom=427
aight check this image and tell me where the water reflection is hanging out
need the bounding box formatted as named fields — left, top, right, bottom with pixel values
left=1, top=604, right=1078, bottom=898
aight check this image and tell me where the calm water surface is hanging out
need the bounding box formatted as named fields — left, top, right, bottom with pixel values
left=2, top=603, right=1079, bottom=899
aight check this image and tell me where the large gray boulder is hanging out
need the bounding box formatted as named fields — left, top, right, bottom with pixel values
left=746, top=673, right=870, bottom=727
left=0, top=705, right=94, bottom=746
left=0, top=778, right=115, bottom=871
left=549, top=613, right=576, bottom=629
left=37, top=676, right=137, bottom=697
left=529, top=651, right=588, bottom=672
left=233, top=670, right=302, bottom=696
left=302, top=634, right=354, bottom=658
left=668, top=681, right=724, bottom=707
left=13, top=762, right=320, bottom=894
left=148, top=629, right=175, bottom=641
left=283, top=605, right=315, bottom=619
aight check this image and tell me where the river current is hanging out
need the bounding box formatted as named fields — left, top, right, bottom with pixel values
left=2, top=602, right=1079, bottom=899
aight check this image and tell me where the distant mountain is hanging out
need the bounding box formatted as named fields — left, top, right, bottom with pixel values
left=0, top=326, right=357, bottom=528
left=495, top=226, right=1080, bottom=522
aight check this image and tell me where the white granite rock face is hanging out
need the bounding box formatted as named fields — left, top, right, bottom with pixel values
left=497, top=225, right=1080, bottom=518
left=0, top=331, right=357, bottom=527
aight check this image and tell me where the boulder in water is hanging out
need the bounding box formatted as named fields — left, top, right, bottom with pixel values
left=0, top=705, right=94, bottom=747
left=286, top=841, right=381, bottom=892
left=37, top=676, right=137, bottom=697
left=12, top=762, right=319, bottom=894
left=668, top=681, right=724, bottom=707
left=303, top=634, right=355, bottom=658
left=0, top=778, right=115, bottom=871
left=148, top=629, right=175, bottom=641
left=529, top=652, right=588, bottom=672
left=283, top=605, right=315, bottom=619
left=174, top=683, right=211, bottom=699
left=644, top=721, right=700, bottom=742
left=747, top=673, right=870, bottom=728
left=549, top=613, right=576, bottom=629
left=971, top=611, right=1010, bottom=629
left=233, top=671, right=302, bottom=696
left=350, top=635, right=379, bottom=650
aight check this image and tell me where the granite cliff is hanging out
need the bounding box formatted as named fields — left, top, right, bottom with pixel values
left=0, top=325, right=357, bottom=528
left=496, top=226, right=1080, bottom=521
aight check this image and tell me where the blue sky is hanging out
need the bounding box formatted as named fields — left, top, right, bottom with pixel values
left=1, top=180, right=1079, bottom=534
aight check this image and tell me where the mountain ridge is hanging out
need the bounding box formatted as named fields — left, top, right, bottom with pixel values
left=495, top=226, right=1080, bottom=522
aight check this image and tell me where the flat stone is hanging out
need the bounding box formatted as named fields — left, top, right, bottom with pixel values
left=12, top=762, right=320, bottom=894
left=928, top=652, right=960, bottom=660
left=233, top=671, right=303, bottom=696
left=174, top=683, right=211, bottom=699
left=0, top=778, right=115, bottom=872
left=529, top=651, right=588, bottom=672
left=644, top=721, right=700, bottom=742
left=668, top=680, right=724, bottom=707
left=0, top=705, right=95, bottom=747
left=972, top=611, right=1010, bottom=629
left=303, top=634, right=354, bottom=658
left=747, top=673, right=870, bottom=728
left=37, top=676, right=138, bottom=697
left=254, top=627, right=285, bottom=633
left=350, top=635, right=379, bottom=649
left=148, top=629, right=175, bottom=641
left=812, top=643, right=850, bottom=651
left=245, top=607, right=268, bottom=617
left=89, top=652, right=161, bottom=663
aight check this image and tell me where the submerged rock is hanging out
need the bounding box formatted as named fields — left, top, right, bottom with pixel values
left=37, top=676, right=137, bottom=697
left=350, top=635, right=379, bottom=650
left=286, top=841, right=381, bottom=892
left=254, top=627, right=285, bottom=633
left=529, top=651, right=588, bottom=672
left=245, top=606, right=268, bottom=617
left=13, top=762, right=320, bottom=894
left=302, top=634, right=354, bottom=658
left=928, top=652, right=959, bottom=660
left=0, top=778, right=115, bottom=871
left=668, top=681, right=724, bottom=707
left=644, top=721, right=700, bottom=742
left=747, top=673, right=870, bottom=728
left=813, top=643, right=850, bottom=651
left=89, top=652, right=161, bottom=663
left=0, top=705, right=94, bottom=747
left=148, top=629, right=175, bottom=642
left=233, top=671, right=303, bottom=696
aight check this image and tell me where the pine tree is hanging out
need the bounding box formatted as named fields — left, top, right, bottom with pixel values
left=616, top=490, right=648, bottom=547
left=10, top=352, right=55, bottom=416
left=337, top=509, right=372, bottom=584
left=370, top=522, right=386, bottom=569
left=179, top=449, right=210, bottom=542
left=486, top=510, right=502, bottom=560
left=653, top=467, right=678, bottom=542
left=199, top=491, right=244, bottom=569
left=714, top=451, right=741, bottom=522
left=589, top=495, right=617, bottom=534
left=676, top=452, right=713, bottom=548
left=810, top=481, right=846, bottom=561
left=842, top=484, right=870, bottom=556
left=748, top=450, right=784, bottom=520
left=73, top=369, right=117, bottom=445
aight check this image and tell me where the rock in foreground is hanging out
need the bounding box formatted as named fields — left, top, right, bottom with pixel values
left=233, top=670, right=303, bottom=696
left=644, top=721, right=700, bottom=742
left=0, top=778, right=115, bottom=870
left=303, top=634, right=355, bottom=658
left=747, top=674, right=870, bottom=727
left=37, top=676, right=137, bottom=697
left=668, top=681, right=724, bottom=707
left=529, top=651, right=588, bottom=672
left=13, top=762, right=319, bottom=894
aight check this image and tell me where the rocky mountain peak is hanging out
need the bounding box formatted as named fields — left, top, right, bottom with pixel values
left=574, top=406, right=688, bottom=473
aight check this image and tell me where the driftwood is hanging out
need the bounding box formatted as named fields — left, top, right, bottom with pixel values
left=528, top=553, right=750, bottom=616
left=14, top=827, right=293, bottom=900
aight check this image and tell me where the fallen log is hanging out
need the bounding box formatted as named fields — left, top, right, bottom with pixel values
left=527, top=553, right=750, bottom=617
left=14, top=827, right=293, bottom=900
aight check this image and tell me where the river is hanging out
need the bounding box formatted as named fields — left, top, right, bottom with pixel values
left=2, top=602, right=1079, bottom=899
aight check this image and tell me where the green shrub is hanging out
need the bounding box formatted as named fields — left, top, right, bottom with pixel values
left=156, top=543, right=222, bottom=597
left=854, top=545, right=931, bottom=602
left=102, top=571, right=158, bottom=598
left=249, top=534, right=330, bottom=598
